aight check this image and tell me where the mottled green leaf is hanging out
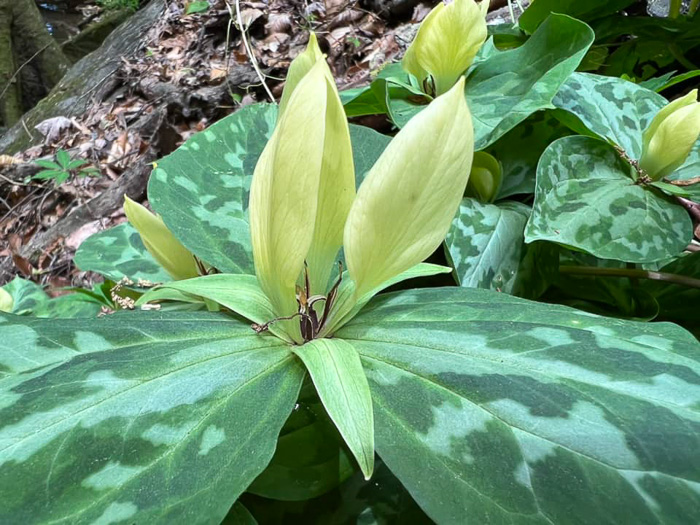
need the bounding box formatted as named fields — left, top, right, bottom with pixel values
left=339, top=287, right=700, bottom=524
left=1, top=277, right=49, bottom=315
left=75, top=222, right=171, bottom=283
left=1, top=278, right=102, bottom=319
left=525, top=136, right=692, bottom=263
left=248, top=380, right=355, bottom=501
left=446, top=199, right=554, bottom=298
left=490, top=112, right=570, bottom=198
left=149, top=104, right=390, bottom=274
left=388, top=14, right=594, bottom=149
left=553, top=72, right=666, bottom=159
left=0, top=311, right=304, bottom=524
left=293, top=339, right=374, bottom=480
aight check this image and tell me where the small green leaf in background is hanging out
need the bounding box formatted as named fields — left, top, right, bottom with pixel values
left=185, top=0, right=209, bottom=15
left=525, top=136, right=692, bottom=263
left=640, top=70, right=700, bottom=93
left=247, top=380, right=355, bottom=501
left=518, top=0, right=636, bottom=33
left=55, top=149, right=71, bottom=169
left=293, top=339, right=375, bottom=480
left=33, top=159, right=61, bottom=170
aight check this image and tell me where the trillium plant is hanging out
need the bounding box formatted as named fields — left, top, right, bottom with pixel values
left=3, top=2, right=700, bottom=524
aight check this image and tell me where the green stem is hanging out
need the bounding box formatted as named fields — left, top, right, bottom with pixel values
left=559, top=266, right=700, bottom=290
left=691, top=0, right=699, bottom=16
left=669, top=0, right=682, bottom=18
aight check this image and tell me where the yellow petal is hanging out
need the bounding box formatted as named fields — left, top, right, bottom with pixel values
left=642, top=89, right=698, bottom=156
left=249, top=60, right=329, bottom=338
left=123, top=196, right=199, bottom=281
left=278, top=33, right=324, bottom=117
left=403, top=0, right=488, bottom=95
left=305, top=75, right=356, bottom=296
left=401, top=3, right=445, bottom=88
left=344, top=78, right=474, bottom=298
left=466, top=151, right=502, bottom=202
left=0, top=287, right=13, bottom=313
left=639, top=91, right=700, bottom=180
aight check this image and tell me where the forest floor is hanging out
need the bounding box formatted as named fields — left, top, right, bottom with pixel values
left=0, top=0, right=521, bottom=292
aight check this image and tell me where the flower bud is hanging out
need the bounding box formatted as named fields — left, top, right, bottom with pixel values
left=466, top=151, right=502, bottom=202
left=639, top=89, right=700, bottom=180
left=344, top=77, right=474, bottom=298
left=0, top=287, right=13, bottom=313
left=249, top=56, right=355, bottom=340
left=123, top=196, right=199, bottom=281
left=402, top=0, right=489, bottom=96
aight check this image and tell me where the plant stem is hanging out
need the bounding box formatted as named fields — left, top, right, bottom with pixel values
left=559, top=266, right=700, bottom=290
left=669, top=0, right=683, bottom=18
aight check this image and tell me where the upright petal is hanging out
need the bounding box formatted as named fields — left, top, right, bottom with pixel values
left=344, top=78, right=474, bottom=298
left=639, top=90, right=700, bottom=180
left=641, top=89, right=698, bottom=155
left=123, top=196, right=199, bottom=281
left=402, top=0, right=488, bottom=95
left=401, top=3, right=445, bottom=89
left=249, top=60, right=328, bottom=336
left=305, top=64, right=356, bottom=296
left=278, top=33, right=324, bottom=117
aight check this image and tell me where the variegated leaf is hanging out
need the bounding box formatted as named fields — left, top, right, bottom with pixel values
left=339, top=287, right=700, bottom=524
left=75, top=222, right=171, bottom=283
left=148, top=104, right=391, bottom=274
left=525, top=136, right=692, bottom=263
left=388, top=14, right=594, bottom=150
left=490, top=112, right=570, bottom=198
left=553, top=72, right=666, bottom=159
left=1, top=278, right=101, bottom=319
left=446, top=199, right=554, bottom=298
left=0, top=311, right=304, bottom=524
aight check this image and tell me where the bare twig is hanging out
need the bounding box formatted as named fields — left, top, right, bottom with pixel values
left=228, top=0, right=275, bottom=103
left=559, top=266, right=700, bottom=290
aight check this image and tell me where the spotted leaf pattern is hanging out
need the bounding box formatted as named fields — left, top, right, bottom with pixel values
left=0, top=311, right=304, bottom=524
left=339, top=287, right=700, bottom=524
left=446, top=199, right=554, bottom=298
left=553, top=72, right=667, bottom=159
left=75, top=222, right=171, bottom=283
left=525, top=136, right=692, bottom=263
left=148, top=104, right=390, bottom=274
